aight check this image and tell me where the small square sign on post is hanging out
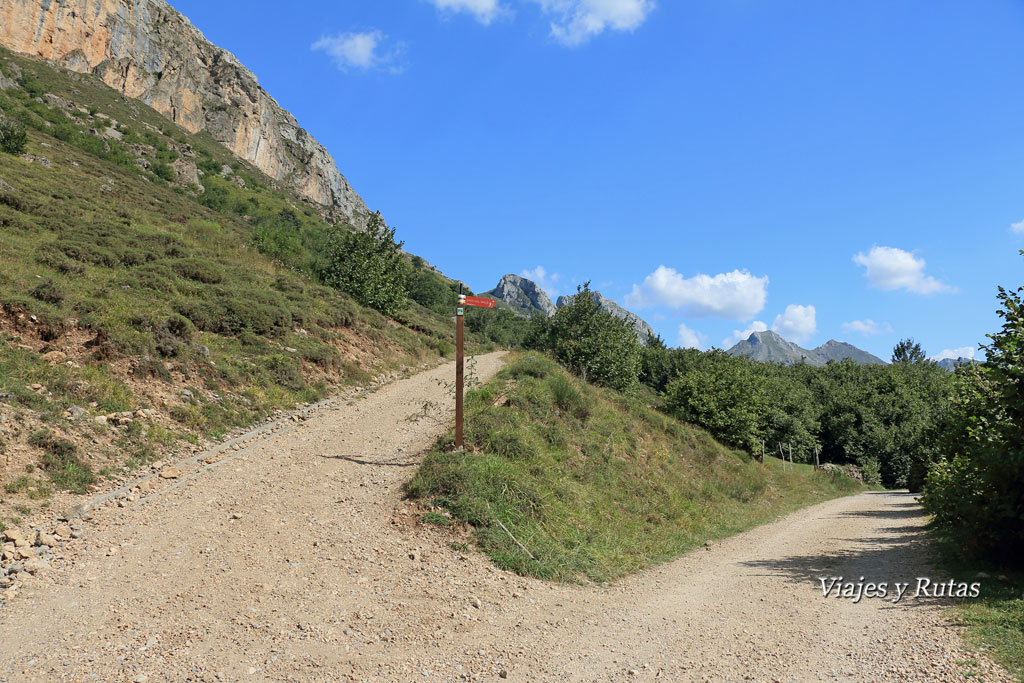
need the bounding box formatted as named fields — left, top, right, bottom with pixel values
left=454, top=288, right=495, bottom=450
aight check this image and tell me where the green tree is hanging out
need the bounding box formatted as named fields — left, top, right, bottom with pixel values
left=407, top=268, right=452, bottom=313
left=892, top=337, right=927, bottom=364
left=317, top=212, right=408, bottom=316
left=663, top=351, right=769, bottom=453
left=924, top=254, right=1024, bottom=563
left=0, top=115, right=27, bottom=154
left=536, top=283, right=641, bottom=391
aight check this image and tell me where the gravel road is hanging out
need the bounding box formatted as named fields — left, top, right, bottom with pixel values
left=0, top=352, right=1011, bottom=682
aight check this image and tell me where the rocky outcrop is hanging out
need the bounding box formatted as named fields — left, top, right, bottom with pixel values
left=556, top=291, right=655, bottom=345
left=0, top=0, right=370, bottom=225
left=485, top=274, right=557, bottom=317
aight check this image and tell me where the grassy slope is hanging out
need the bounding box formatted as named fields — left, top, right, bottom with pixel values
left=0, top=48, right=478, bottom=520
left=935, top=549, right=1024, bottom=681
left=407, top=353, right=864, bottom=583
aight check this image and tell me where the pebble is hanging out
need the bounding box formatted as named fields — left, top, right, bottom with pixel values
left=34, top=532, right=58, bottom=548
left=23, top=557, right=49, bottom=575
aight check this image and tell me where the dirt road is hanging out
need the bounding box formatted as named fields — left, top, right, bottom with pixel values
left=0, top=353, right=1010, bottom=682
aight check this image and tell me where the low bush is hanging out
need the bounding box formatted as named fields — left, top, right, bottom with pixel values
left=0, top=115, right=27, bottom=154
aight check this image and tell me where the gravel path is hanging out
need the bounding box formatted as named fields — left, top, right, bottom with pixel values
left=0, top=352, right=1011, bottom=682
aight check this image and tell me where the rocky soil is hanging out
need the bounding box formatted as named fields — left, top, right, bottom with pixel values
left=0, top=352, right=1011, bottom=682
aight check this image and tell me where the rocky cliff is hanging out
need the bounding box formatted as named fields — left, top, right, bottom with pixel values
left=0, top=0, right=370, bottom=225
left=485, top=274, right=558, bottom=317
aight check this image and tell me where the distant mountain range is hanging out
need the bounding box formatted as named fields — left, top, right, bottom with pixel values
left=484, top=275, right=655, bottom=344
left=726, top=330, right=886, bottom=366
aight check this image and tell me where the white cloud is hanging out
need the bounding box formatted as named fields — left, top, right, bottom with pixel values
left=312, top=31, right=405, bottom=73
left=428, top=0, right=509, bottom=24
left=931, top=346, right=976, bottom=362
left=520, top=265, right=562, bottom=298
left=533, top=0, right=655, bottom=45
left=677, top=323, right=707, bottom=350
left=772, top=304, right=816, bottom=344
left=841, top=319, right=894, bottom=336
left=625, top=266, right=769, bottom=320
left=722, top=320, right=768, bottom=349
left=720, top=304, right=816, bottom=347
left=852, top=246, right=955, bottom=295
left=1011, top=219, right=1024, bottom=234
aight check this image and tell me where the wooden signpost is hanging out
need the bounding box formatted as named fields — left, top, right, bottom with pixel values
left=455, top=288, right=496, bottom=449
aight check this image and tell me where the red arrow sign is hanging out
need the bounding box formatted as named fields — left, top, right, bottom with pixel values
left=464, top=296, right=496, bottom=309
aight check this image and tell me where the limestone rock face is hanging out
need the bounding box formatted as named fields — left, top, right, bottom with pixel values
left=485, top=274, right=558, bottom=317
left=0, top=0, right=370, bottom=225
left=556, top=291, right=655, bottom=345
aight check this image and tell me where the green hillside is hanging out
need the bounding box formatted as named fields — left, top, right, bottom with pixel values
left=406, top=352, right=864, bottom=583
left=0, top=48, right=483, bottom=515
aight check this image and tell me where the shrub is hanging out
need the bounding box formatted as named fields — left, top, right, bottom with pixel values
left=16, top=74, right=45, bottom=98
left=35, top=245, right=86, bottom=275
left=548, top=374, right=589, bottom=420
left=503, top=353, right=556, bottom=380
left=662, top=351, right=768, bottom=453
left=28, top=429, right=94, bottom=493
left=152, top=162, right=175, bottom=182
left=408, top=268, right=451, bottom=311
left=923, top=265, right=1024, bottom=563
left=533, top=283, right=640, bottom=391
left=170, top=257, right=223, bottom=284
left=0, top=116, right=27, bottom=154
left=30, top=279, right=66, bottom=305
left=317, top=212, right=408, bottom=316
left=150, top=314, right=195, bottom=358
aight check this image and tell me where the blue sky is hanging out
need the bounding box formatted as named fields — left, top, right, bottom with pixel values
left=172, top=0, right=1024, bottom=361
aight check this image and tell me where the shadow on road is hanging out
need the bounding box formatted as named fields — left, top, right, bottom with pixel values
left=317, top=454, right=419, bottom=468
left=736, top=494, right=953, bottom=607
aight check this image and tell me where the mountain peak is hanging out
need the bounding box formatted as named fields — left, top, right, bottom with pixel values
left=484, top=274, right=557, bottom=317
left=728, top=332, right=885, bottom=366
left=747, top=330, right=784, bottom=343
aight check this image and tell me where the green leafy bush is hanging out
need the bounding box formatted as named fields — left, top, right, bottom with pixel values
left=529, top=283, right=640, bottom=391
left=662, top=351, right=768, bottom=453
left=923, top=257, right=1024, bottom=563
left=0, top=115, right=27, bottom=154
left=407, top=267, right=451, bottom=312
left=152, top=161, right=175, bottom=182
left=317, top=212, right=408, bottom=316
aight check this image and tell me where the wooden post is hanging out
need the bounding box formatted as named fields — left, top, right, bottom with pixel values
left=456, top=288, right=465, bottom=450
left=778, top=442, right=785, bottom=470
left=814, top=445, right=820, bottom=470
left=789, top=442, right=793, bottom=468
left=760, top=440, right=765, bottom=464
